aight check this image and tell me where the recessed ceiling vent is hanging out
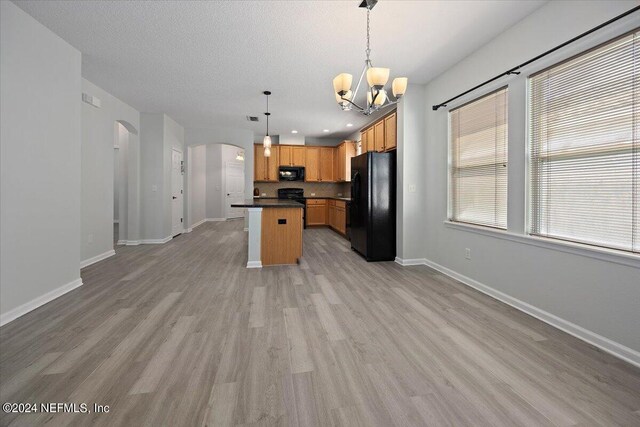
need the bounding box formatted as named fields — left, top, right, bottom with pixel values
left=246, top=116, right=259, bottom=122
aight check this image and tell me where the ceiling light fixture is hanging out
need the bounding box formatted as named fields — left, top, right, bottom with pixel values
left=332, top=0, right=408, bottom=115
left=323, top=129, right=330, bottom=133
left=262, top=91, right=272, bottom=157
left=346, top=123, right=354, bottom=127
left=291, top=130, right=298, bottom=134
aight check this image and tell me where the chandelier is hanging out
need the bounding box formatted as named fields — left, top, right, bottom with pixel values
left=262, top=91, right=272, bottom=157
left=333, top=0, right=408, bottom=116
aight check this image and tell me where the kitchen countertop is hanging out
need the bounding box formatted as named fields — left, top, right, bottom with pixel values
left=232, top=199, right=304, bottom=208
left=254, top=196, right=351, bottom=202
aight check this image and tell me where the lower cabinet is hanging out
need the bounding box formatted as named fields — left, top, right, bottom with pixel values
left=306, top=199, right=327, bottom=226
left=306, top=199, right=347, bottom=236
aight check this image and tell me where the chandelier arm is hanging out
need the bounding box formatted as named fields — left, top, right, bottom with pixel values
left=340, top=96, right=366, bottom=111
left=351, top=62, right=368, bottom=106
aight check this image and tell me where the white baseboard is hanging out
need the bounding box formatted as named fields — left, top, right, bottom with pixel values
left=396, top=257, right=640, bottom=368
left=394, top=257, right=428, bottom=266
left=246, top=261, right=262, bottom=268
left=192, top=218, right=207, bottom=229
left=0, top=278, right=83, bottom=327
left=80, top=249, right=115, bottom=269
left=206, top=218, right=226, bottom=222
left=140, top=236, right=172, bottom=244
left=124, top=240, right=140, bottom=246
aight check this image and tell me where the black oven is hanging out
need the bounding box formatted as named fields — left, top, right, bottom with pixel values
left=279, top=166, right=305, bottom=182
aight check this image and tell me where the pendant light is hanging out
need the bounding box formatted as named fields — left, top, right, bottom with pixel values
left=263, top=91, right=272, bottom=156
left=332, top=0, right=408, bottom=115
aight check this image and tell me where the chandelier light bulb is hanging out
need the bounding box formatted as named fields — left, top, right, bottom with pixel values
left=392, top=77, right=408, bottom=98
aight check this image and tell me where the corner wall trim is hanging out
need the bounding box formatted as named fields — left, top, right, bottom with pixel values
left=206, top=218, right=226, bottom=222
left=0, top=278, right=83, bottom=327
left=246, top=261, right=262, bottom=269
left=396, top=257, right=640, bottom=368
left=80, top=249, right=115, bottom=269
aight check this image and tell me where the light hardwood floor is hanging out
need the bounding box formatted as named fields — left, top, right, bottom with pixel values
left=1, top=220, right=639, bottom=426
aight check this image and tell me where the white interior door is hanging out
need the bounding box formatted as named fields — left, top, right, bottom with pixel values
left=171, top=149, right=184, bottom=236
left=225, top=161, right=245, bottom=219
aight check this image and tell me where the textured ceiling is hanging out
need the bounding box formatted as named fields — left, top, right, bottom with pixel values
left=15, top=0, right=545, bottom=138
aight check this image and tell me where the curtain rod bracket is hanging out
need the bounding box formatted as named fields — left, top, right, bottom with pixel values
left=432, top=6, right=639, bottom=112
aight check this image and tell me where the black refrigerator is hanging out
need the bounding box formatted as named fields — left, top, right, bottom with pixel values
left=350, top=151, right=396, bottom=261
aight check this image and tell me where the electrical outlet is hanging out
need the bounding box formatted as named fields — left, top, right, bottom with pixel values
left=338, top=192, right=343, bottom=196
left=261, top=192, right=266, bottom=196
left=311, top=192, right=316, bottom=196
left=409, top=184, right=416, bottom=193
left=465, top=248, right=471, bottom=260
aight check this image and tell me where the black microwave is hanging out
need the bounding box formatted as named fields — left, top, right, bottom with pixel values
left=279, top=166, right=305, bottom=181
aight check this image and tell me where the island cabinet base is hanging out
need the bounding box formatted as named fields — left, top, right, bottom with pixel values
left=261, top=208, right=303, bottom=266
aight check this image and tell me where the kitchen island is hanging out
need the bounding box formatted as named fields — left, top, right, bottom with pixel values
left=231, top=199, right=304, bottom=268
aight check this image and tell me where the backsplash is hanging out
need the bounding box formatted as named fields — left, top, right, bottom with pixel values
left=254, top=182, right=351, bottom=198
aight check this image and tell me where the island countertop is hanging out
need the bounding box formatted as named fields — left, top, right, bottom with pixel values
left=231, top=199, right=304, bottom=208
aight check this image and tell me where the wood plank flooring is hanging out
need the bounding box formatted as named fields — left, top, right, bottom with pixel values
left=1, top=220, right=639, bottom=426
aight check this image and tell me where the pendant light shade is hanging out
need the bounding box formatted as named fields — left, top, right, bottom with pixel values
left=335, top=90, right=353, bottom=109
left=392, top=77, right=408, bottom=98
left=263, top=135, right=272, bottom=148
left=366, top=67, right=389, bottom=89
left=333, top=73, right=353, bottom=95
left=264, top=146, right=271, bottom=157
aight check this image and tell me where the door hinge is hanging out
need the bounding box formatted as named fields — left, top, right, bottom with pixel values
left=181, top=218, right=183, bottom=223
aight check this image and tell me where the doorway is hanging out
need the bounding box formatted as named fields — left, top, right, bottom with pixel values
left=171, top=149, right=184, bottom=237
left=225, top=160, right=245, bottom=219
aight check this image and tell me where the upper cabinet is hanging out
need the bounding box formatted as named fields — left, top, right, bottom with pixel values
left=305, top=147, right=320, bottom=181
left=360, top=110, right=397, bottom=153
left=279, top=145, right=305, bottom=167
left=334, top=140, right=356, bottom=182
left=254, top=144, right=279, bottom=182
left=319, top=147, right=334, bottom=182
left=384, top=112, right=397, bottom=151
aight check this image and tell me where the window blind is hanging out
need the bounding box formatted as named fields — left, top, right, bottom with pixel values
left=529, top=29, right=639, bottom=253
left=450, top=88, right=508, bottom=229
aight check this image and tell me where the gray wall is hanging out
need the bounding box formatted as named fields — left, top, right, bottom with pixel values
left=204, top=144, right=244, bottom=219
left=189, top=145, right=207, bottom=226
left=140, top=113, right=184, bottom=240
left=0, top=1, right=82, bottom=320
left=421, top=0, right=640, bottom=358
left=81, top=78, right=140, bottom=261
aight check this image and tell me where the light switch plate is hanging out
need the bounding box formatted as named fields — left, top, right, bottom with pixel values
left=409, top=184, right=416, bottom=193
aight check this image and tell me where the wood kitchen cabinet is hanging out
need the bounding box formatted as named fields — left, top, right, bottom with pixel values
left=306, top=147, right=334, bottom=182
left=279, top=145, right=305, bottom=166
left=254, top=144, right=279, bottom=182
left=384, top=112, right=397, bottom=151
left=334, top=140, right=356, bottom=182
left=366, top=127, right=375, bottom=152
left=327, top=200, right=347, bottom=235
left=320, top=147, right=334, bottom=182
left=306, top=199, right=327, bottom=226
left=305, top=147, right=319, bottom=181
left=374, top=120, right=385, bottom=152
left=359, top=110, right=397, bottom=154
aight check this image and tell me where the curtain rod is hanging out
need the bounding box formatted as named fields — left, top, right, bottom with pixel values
left=432, top=6, right=640, bottom=111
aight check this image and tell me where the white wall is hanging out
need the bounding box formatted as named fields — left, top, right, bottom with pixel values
left=396, top=84, right=427, bottom=261
left=140, top=113, right=184, bottom=241
left=185, top=126, right=254, bottom=228
left=203, top=144, right=244, bottom=219
left=189, top=145, right=207, bottom=226
left=420, top=0, right=640, bottom=362
left=81, top=78, right=139, bottom=262
left=0, top=1, right=81, bottom=322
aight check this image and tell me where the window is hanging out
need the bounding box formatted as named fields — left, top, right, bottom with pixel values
left=450, top=88, right=508, bottom=229
left=529, top=30, right=639, bottom=253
